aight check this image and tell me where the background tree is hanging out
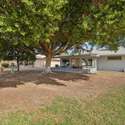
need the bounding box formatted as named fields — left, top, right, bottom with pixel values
left=0, top=0, right=125, bottom=72
left=0, top=37, right=35, bottom=71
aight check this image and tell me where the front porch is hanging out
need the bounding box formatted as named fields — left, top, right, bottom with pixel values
left=52, top=54, right=98, bottom=74
left=52, top=66, right=96, bottom=73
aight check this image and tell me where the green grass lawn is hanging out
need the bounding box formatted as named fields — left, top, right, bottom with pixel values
left=1, top=87, right=125, bottom=125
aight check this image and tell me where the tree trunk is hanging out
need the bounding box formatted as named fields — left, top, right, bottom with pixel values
left=39, top=42, right=53, bottom=73
left=44, top=53, right=52, bottom=73
left=17, top=57, right=20, bottom=72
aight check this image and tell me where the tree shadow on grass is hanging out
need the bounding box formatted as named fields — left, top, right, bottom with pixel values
left=0, top=71, right=89, bottom=88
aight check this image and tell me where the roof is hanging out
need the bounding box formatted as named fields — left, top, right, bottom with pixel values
left=36, top=54, right=46, bottom=59
left=58, top=53, right=98, bottom=58
left=58, top=46, right=125, bottom=58
left=36, top=46, right=125, bottom=59
left=91, top=46, right=125, bottom=56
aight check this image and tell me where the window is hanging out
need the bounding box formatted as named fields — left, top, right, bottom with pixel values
left=107, top=56, right=122, bottom=60
left=88, top=59, right=92, bottom=66
left=71, top=58, right=81, bottom=68
left=62, top=59, right=70, bottom=67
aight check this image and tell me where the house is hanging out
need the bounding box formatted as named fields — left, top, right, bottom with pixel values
left=93, top=46, right=125, bottom=72
left=1, top=46, right=125, bottom=73
left=56, top=53, right=97, bottom=73
left=53, top=46, right=125, bottom=73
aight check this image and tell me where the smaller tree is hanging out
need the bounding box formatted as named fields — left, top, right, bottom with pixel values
left=0, top=40, right=36, bottom=71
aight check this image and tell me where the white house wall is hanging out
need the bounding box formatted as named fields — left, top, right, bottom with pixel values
left=34, top=58, right=60, bottom=68
left=97, top=56, right=125, bottom=71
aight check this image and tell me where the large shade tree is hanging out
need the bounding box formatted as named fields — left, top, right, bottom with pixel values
left=0, top=0, right=125, bottom=72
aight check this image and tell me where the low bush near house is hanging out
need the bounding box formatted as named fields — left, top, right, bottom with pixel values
left=1, top=63, right=9, bottom=68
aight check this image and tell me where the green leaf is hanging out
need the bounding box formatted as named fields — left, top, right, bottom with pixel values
left=21, top=0, right=33, bottom=6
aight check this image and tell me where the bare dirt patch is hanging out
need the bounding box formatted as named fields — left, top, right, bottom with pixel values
left=0, top=71, right=125, bottom=113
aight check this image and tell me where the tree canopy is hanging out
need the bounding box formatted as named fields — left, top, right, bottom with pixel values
left=0, top=0, right=125, bottom=72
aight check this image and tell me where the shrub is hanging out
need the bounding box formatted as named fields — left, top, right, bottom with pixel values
left=1, top=63, right=9, bottom=68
